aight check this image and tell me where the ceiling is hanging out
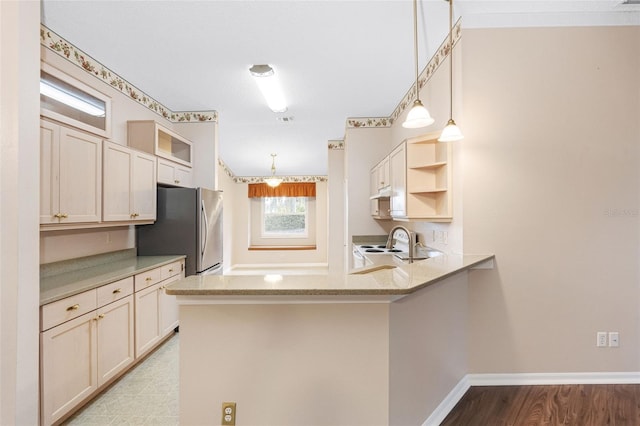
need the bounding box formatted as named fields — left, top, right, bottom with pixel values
left=41, top=1, right=639, bottom=177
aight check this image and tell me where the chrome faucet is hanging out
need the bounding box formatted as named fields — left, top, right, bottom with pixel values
left=386, top=225, right=416, bottom=263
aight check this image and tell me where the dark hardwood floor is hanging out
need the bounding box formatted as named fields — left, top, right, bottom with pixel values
left=440, top=385, right=640, bottom=425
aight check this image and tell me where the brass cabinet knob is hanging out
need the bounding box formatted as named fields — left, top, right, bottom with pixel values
left=112, top=288, right=122, bottom=294
left=174, top=180, right=180, bottom=184
left=66, top=304, right=79, bottom=311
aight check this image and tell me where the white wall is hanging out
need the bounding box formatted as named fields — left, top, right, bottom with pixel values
left=462, top=26, right=640, bottom=373
left=0, top=1, right=40, bottom=424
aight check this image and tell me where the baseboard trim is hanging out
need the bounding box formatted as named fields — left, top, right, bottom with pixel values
left=467, top=372, right=640, bottom=386
left=422, top=372, right=640, bottom=425
left=422, top=376, right=471, bottom=426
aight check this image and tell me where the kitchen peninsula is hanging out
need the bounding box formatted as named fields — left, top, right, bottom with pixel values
left=167, top=253, right=494, bottom=426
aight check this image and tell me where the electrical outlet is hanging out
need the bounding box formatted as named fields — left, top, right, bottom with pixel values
left=221, top=402, right=236, bottom=426
left=596, top=331, right=607, bottom=347
left=609, top=332, right=620, bottom=347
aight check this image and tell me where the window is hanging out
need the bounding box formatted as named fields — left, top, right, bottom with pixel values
left=262, top=197, right=308, bottom=238
left=40, top=63, right=111, bottom=137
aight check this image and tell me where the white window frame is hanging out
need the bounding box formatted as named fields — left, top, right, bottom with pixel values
left=249, top=196, right=316, bottom=247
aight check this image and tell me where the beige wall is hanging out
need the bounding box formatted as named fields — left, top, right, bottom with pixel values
left=179, top=303, right=390, bottom=426
left=344, top=126, right=390, bottom=246
left=0, top=1, right=40, bottom=424
left=221, top=177, right=329, bottom=268
left=462, top=26, right=640, bottom=373
left=389, top=272, right=468, bottom=425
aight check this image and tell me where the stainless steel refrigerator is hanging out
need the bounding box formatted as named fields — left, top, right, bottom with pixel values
left=137, top=187, right=223, bottom=276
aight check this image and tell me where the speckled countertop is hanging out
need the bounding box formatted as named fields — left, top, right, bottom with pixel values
left=166, top=253, right=494, bottom=299
left=40, top=248, right=186, bottom=305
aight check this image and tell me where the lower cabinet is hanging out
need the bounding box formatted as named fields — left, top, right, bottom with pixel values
left=134, top=266, right=183, bottom=358
left=40, top=293, right=134, bottom=426
left=40, top=259, right=183, bottom=425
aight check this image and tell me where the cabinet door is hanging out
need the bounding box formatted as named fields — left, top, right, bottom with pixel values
left=132, top=151, right=157, bottom=220
left=159, top=274, right=182, bottom=337
left=103, top=141, right=133, bottom=221
left=158, top=157, right=193, bottom=188
left=174, top=164, right=193, bottom=188
left=58, top=127, right=102, bottom=223
left=379, top=156, right=390, bottom=189
left=41, top=312, right=97, bottom=426
left=157, top=158, right=176, bottom=185
left=389, top=142, right=406, bottom=218
left=134, top=283, right=161, bottom=358
left=96, top=295, right=135, bottom=386
left=40, top=121, right=60, bottom=224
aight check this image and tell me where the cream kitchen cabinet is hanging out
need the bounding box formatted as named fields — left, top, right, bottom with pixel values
left=40, top=277, right=134, bottom=426
left=134, top=260, right=184, bottom=358
left=102, top=141, right=157, bottom=223
left=389, top=132, right=453, bottom=221
left=370, top=156, right=391, bottom=219
left=157, top=157, right=193, bottom=188
left=127, top=120, right=193, bottom=167
left=389, top=142, right=407, bottom=218
left=40, top=119, right=102, bottom=225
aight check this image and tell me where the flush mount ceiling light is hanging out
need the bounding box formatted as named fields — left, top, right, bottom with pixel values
left=249, top=64, right=287, bottom=113
left=40, top=79, right=106, bottom=117
left=402, top=0, right=435, bottom=129
left=438, top=0, right=464, bottom=142
left=264, top=153, right=283, bottom=187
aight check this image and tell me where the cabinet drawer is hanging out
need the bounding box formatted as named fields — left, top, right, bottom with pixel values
left=97, top=276, right=134, bottom=307
left=41, top=289, right=97, bottom=331
left=161, top=261, right=183, bottom=280
left=134, top=267, right=162, bottom=292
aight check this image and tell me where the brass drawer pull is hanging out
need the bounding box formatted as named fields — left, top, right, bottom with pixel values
left=94, top=314, right=105, bottom=321
left=66, top=304, right=79, bottom=311
left=169, top=269, right=174, bottom=273
left=145, top=277, right=153, bottom=282
left=112, top=288, right=122, bottom=294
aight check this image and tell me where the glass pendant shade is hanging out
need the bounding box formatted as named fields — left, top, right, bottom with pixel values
left=402, top=100, right=435, bottom=129
left=438, top=118, right=464, bottom=142
left=264, top=177, right=282, bottom=187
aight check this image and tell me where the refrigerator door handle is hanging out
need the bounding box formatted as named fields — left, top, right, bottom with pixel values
left=201, top=199, right=208, bottom=257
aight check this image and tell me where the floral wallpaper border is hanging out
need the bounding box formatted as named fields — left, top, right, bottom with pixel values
left=328, top=140, right=344, bottom=150
left=218, top=159, right=328, bottom=184
left=346, top=19, right=462, bottom=129
left=40, top=25, right=217, bottom=123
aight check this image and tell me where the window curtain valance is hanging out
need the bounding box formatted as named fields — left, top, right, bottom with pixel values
left=248, top=182, right=316, bottom=198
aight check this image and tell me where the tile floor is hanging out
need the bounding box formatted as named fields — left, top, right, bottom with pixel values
left=63, top=333, right=179, bottom=425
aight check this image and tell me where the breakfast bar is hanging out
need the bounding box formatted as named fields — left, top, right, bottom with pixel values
left=167, top=253, right=494, bottom=426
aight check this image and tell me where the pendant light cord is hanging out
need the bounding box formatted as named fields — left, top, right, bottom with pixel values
left=448, top=0, right=454, bottom=119
left=413, top=0, right=420, bottom=103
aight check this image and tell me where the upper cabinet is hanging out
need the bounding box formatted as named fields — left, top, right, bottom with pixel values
left=388, top=132, right=453, bottom=222
left=40, top=119, right=102, bottom=225
left=103, top=141, right=157, bottom=223
left=127, top=121, right=192, bottom=167
left=40, top=63, right=111, bottom=139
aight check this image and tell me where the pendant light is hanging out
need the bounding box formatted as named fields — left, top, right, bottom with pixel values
left=438, top=0, right=464, bottom=142
left=403, top=0, right=435, bottom=129
left=264, top=153, right=283, bottom=187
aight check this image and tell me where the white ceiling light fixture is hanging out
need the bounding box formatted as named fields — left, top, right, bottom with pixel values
left=438, top=0, right=464, bottom=142
left=40, top=79, right=106, bottom=117
left=402, top=0, right=435, bottom=129
left=264, top=153, right=283, bottom=187
left=249, top=64, right=287, bottom=113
